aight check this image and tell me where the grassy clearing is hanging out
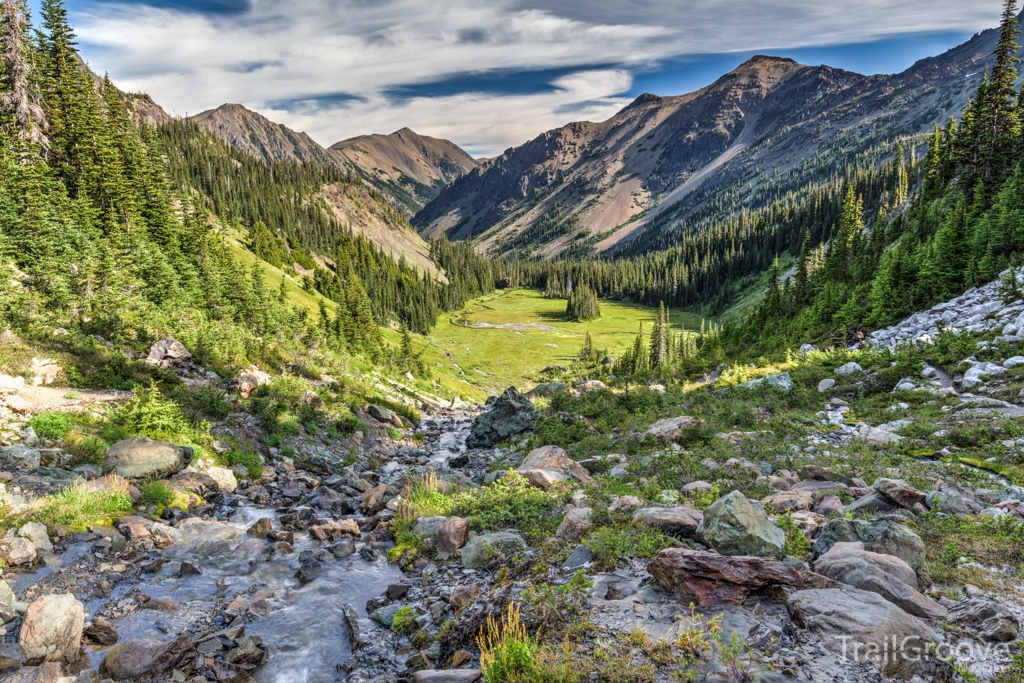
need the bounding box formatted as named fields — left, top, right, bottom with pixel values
left=412, top=289, right=707, bottom=397
left=2, top=478, right=134, bottom=533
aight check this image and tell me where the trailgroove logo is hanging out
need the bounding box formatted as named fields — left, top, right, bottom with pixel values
left=837, top=636, right=1012, bottom=665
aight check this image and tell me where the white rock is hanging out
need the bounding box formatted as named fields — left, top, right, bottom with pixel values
left=835, top=362, right=863, bottom=377
left=817, top=379, right=836, bottom=393
left=206, top=466, right=238, bottom=492
left=1004, top=357, right=1024, bottom=369
left=18, top=522, right=52, bottom=554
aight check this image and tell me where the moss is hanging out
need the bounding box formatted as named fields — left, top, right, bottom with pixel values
left=391, top=606, right=417, bottom=634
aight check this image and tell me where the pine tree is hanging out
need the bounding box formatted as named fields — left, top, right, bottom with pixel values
left=649, top=302, right=669, bottom=368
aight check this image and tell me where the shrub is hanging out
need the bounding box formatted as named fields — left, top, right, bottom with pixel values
left=139, top=479, right=176, bottom=507
left=449, top=472, right=569, bottom=540
left=176, top=385, right=232, bottom=422
left=582, top=526, right=668, bottom=571
left=392, top=607, right=417, bottom=635
left=479, top=603, right=539, bottom=683
left=27, top=411, right=76, bottom=439
left=224, top=450, right=263, bottom=480
left=777, top=512, right=811, bottom=559
left=336, top=414, right=368, bottom=435
left=107, top=384, right=206, bottom=447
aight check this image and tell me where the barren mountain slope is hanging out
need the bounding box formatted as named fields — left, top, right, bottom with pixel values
left=414, top=21, right=1005, bottom=258
left=331, top=128, right=478, bottom=215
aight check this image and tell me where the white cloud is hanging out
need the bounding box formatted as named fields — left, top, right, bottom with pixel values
left=70, top=0, right=1002, bottom=156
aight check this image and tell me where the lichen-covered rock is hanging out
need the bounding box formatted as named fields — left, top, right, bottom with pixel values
left=102, top=437, right=193, bottom=479
left=466, top=388, right=540, bottom=448
left=812, top=518, right=930, bottom=586
left=19, top=594, right=85, bottom=664
left=696, top=491, right=785, bottom=557
left=648, top=547, right=802, bottom=605
left=461, top=531, right=527, bottom=569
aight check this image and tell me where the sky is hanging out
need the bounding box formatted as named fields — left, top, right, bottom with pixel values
left=37, top=0, right=1007, bottom=157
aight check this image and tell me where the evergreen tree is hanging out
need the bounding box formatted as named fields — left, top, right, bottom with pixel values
left=649, top=302, right=669, bottom=368
left=0, top=0, right=47, bottom=149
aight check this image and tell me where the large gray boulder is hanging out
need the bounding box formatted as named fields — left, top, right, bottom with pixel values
left=787, top=586, right=947, bottom=679
left=145, top=339, right=193, bottom=371
left=102, top=437, right=193, bottom=479
left=516, top=445, right=592, bottom=490
left=631, top=507, right=703, bottom=537
left=0, top=444, right=41, bottom=472
left=466, top=388, right=539, bottom=448
left=812, top=518, right=930, bottom=586
left=19, top=593, right=85, bottom=664
left=461, top=531, right=527, bottom=569
left=696, top=491, right=785, bottom=557
left=947, top=598, right=1019, bottom=642
left=814, top=542, right=947, bottom=619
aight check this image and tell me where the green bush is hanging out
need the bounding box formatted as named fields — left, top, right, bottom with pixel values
left=336, top=414, right=368, bottom=435
left=449, top=472, right=569, bottom=540
left=582, top=526, right=668, bottom=571
left=106, top=385, right=207, bottom=448
left=391, top=607, right=417, bottom=634
left=387, top=427, right=401, bottom=440
left=14, top=485, right=134, bottom=532
left=225, top=450, right=263, bottom=480
left=139, top=479, right=176, bottom=507
left=27, top=411, right=76, bottom=439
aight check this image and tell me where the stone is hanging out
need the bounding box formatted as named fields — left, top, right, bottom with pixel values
left=100, top=639, right=155, bottom=678
left=0, top=444, right=41, bottom=471
left=361, top=484, right=389, bottom=514
left=814, top=542, right=947, bottom=620
left=562, top=545, right=594, bottom=571
left=83, top=617, right=120, bottom=646
left=798, top=465, right=854, bottom=486
left=873, top=478, right=926, bottom=509
left=206, top=467, right=238, bottom=492
left=817, top=379, right=836, bottom=392
left=449, top=583, right=480, bottom=609
left=740, top=372, right=792, bottom=392
left=309, top=520, right=361, bottom=542
left=102, top=437, right=193, bottom=479
left=844, top=491, right=897, bottom=516
left=812, top=519, right=930, bottom=586
left=19, top=594, right=85, bottom=664
left=631, top=507, right=702, bottom=537
left=230, top=372, right=269, bottom=399
left=762, top=489, right=814, bottom=513
left=812, top=495, right=844, bottom=518
left=947, top=598, right=1019, bottom=642
left=370, top=604, right=404, bottom=627
left=856, top=423, right=903, bottom=446
left=1005, top=356, right=1024, bottom=369
left=645, top=416, right=699, bottom=443
left=437, top=517, right=470, bottom=556
left=526, top=383, right=567, bottom=398
left=368, top=405, right=399, bottom=425
left=787, top=587, right=946, bottom=679
left=0, top=374, right=24, bottom=395
left=7, top=538, right=40, bottom=569
left=576, top=380, right=608, bottom=393
left=466, top=388, right=540, bottom=449
left=145, top=339, right=192, bottom=371
left=555, top=508, right=593, bottom=541
left=18, top=523, right=52, bottom=554
left=696, top=491, right=785, bottom=558
left=834, top=362, right=863, bottom=376
left=962, top=361, right=1006, bottom=389
left=30, top=358, right=60, bottom=386
left=516, top=445, right=591, bottom=489
left=0, top=643, right=25, bottom=671
left=927, top=489, right=971, bottom=515
left=413, top=517, right=447, bottom=539
left=647, top=547, right=802, bottom=606
left=412, top=671, right=482, bottom=683
left=461, top=531, right=527, bottom=569
left=246, top=518, right=272, bottom=538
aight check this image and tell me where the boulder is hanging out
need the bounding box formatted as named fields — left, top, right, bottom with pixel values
left=647, top=547, right=802, bottom=606
left=631, top=507, right=703, bottom=537
left=99, top=639, right=155, bottom=678
left=947, top=598, right=1019, bottom=642
left=449, top=583, right=480, bottom=609
left=696, top=491, right=785, bottom=558
left=526, top=383, right=567, bottom=398
left=145, top=339, right=193, bottom=371
left=576, top=380, right=608, bottom=393
left=461, top=532, right=527, bottom=569
left=309, top=520, right=361, bottom=542
left=817, top=379, right=836, bottom=393
left=466, top=388, right=540, bottom=448
left=812, top=519, right=930, bottom=586
left=798, top=465, right=854, bottom=486
left=4, top=537, right=37, bottom=566
left=361, top=484, right=389, bottom=514
left=814, top=542, right=947, bottom=620
left=0, top=643, right=24, bottom=671
left=740, top=372, right=792, bottom=391
left=102, top=437, right=193, bottom=479
left=856, top=423, right=903, bottom=446
left=0, top=444, right=41, bottom=471
left=368, top=405, right=400, bottom=425
left=18, top=523, right=52, bottom=554
left=19, top=594, right=85, bottom=664
left=834, top=362, right=863, bottom=376
left=206, top=467, right=238, bottom=492
left=30, top=358, right=60, bottom=387
left=762, top=489, right=814, bottom=513
left=83, top=617, right=120, bottom=646
left=555, top=508, right=593, bottom=541
left=927, top=489, right=971, bottom=515
left=413, top=517, right=447, bottom=539
left=645, top=416, right=699, bottom=443
left=230, top=371, right=270, bottom=399
left=873, top=478, right=926, bottom=509
left=787, top=586, right=946, bottom=679
left=437, top=517, right=470, bottom=556
left=516, top=445, right=591, bottom=490
left=0, top=374, right=24, bottom=395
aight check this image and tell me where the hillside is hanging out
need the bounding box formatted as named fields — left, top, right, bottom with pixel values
left=331, top=127, right=478, bottom=215
left=414, top=23, right=1004, bottom=257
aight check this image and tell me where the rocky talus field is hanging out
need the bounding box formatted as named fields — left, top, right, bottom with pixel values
left=7, top=277, right=1024, bottom=683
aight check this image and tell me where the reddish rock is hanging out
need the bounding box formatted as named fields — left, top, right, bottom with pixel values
left=449, top=582, right=480, bottom=609
left=361, top=484, right=389, bottom=514
left=438, top=517, right=469, bottom=556
left=516, top=446, right=591, bottom=488
left=647, top=547, right=803, bottom=606
left=310, top=520, right=361, bottom=542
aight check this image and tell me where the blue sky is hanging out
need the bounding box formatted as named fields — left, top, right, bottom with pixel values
left=41, top=0, right=1001, bottom=156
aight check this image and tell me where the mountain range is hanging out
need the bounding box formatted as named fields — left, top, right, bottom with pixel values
left=413, top=22, right=1007, bottom=258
